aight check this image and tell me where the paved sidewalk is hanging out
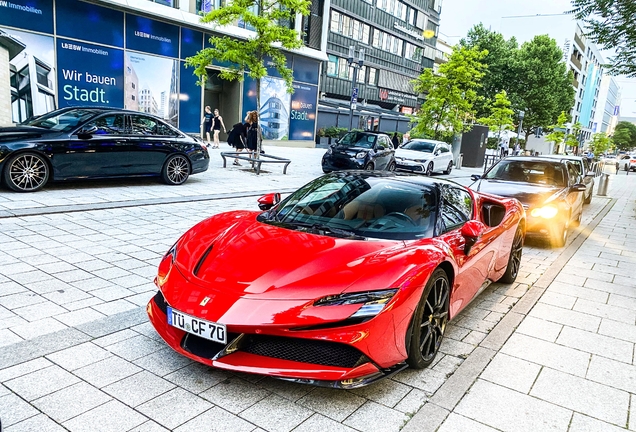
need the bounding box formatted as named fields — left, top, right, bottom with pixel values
left=0, top=150, right=628, bottom=432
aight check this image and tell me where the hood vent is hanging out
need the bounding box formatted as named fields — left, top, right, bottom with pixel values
left=193, top=244, right=214, bottom=277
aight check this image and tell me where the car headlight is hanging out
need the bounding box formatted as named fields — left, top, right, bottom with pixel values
left=414, top=159, right=429, bottom=163
left=355, top=151, right=367, bottom=159
left=530, top=206, right=559, bottom=219
left=157, top=244, right=177, bottom=288
left=315, top=289, right=398, bottom=319
left=327, top=147, right=333, bottom=154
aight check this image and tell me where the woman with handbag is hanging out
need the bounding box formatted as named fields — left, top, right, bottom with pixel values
left=227, top=120, right=248, bottom=166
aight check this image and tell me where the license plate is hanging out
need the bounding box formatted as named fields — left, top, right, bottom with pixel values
left=167, top=307, right=227, bottom=344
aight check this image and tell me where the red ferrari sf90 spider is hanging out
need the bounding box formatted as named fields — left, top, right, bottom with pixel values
left=148, top=171, right=525, bottom=388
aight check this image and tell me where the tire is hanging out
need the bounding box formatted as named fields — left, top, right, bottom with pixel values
left=2, top=152, right=49, bottom=192
left=443, top=161, right=453, bottom=175
left=572, top=208, right=582, bottom=227
left=554, top=218, right=569, bottom=247
left=425, top=162, right=434, bottom=176
left=364, top=162, right=375, bottom=171
left=162, top=154, right=190, bottom=185
left=497, top=226, right=524, bottom=283
left=406, top=268, right=450, bottom=369
left=387, top=161, right=396, bottom=172
left=322, top=168, right=332, bottom=174
left=584, top=188, right=592, bottom=204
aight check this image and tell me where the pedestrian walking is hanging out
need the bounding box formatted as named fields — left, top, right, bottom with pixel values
left=246, top=111, right=262, bottom=161
left=402, top=132, right=410, bottom=145
left=201, top=106, right=213, bottom=146
left=513, top=142, right=521, bottom=156
left=499, top=139, right=508, bottom=158
left=211, top=109, right=226, bottom=149
left=227, top=120, right=247, bottom=166
left=391, top=132, right=400, bottom=149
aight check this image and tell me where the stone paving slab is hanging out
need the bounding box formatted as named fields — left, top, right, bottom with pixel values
left=0, top=149, right=628, bottom=431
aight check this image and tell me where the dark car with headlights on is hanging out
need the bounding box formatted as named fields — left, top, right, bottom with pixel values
left=322, top=131, right=396, bottom=173
left=537, top=154, right=595, bottom=204
left=0, top=107, right=209, bottom=192
left=470, top=157, right=586, bottom=247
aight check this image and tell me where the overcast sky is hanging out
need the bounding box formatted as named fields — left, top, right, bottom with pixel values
left=439, top=0, right=636, bottom=119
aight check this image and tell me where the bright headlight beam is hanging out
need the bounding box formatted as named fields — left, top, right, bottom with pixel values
left=531, top=206, right=558, bottom=219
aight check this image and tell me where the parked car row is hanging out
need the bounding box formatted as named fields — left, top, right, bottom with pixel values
left=0, top=107, right=210, bottom=192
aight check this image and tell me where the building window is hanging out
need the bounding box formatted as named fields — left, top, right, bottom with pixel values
left=368, top=68, right=377, bottom=85
left=406, top=43, right=423, bottom=62
left=330, top=10, right=340, bottom=33
left=372, top=30, right=383, bottom=48
left=338, top=58, right=352, bottom=80
left=327, top=55, right=338, bottom=77
left=416, top=11, right=426, bottom=29
left=408, top=8, right=416, bottom=26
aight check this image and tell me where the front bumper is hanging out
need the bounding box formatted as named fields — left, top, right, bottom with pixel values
left=322, top=154, right=365, bottom=171
left=524, top=212, right=567, bottom=239
left=147, top=289, right=410, bottom=388
left=396, top=160, right=426, bottom=173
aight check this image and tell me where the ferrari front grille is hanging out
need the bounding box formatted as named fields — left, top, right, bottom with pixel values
left=240, top=335, right=370, bottom=368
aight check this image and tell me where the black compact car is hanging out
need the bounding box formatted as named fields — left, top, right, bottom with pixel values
left=0, top=107, right=209, bottom=192
left=322, top=131, right=396, bottom=173
left=470, top=157, right=586, bottom=247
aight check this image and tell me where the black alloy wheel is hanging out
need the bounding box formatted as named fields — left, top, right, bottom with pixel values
left=407, top=269, right=450, bottom=369
left=387, top=161, right=397, bottom=172
left=3, top=153, right=49, bottom=192
left=443, top=161, right=453, bottom=175
left=364, top=162, right=375, bottom=171
left=554, top=217, right=569, bottom=248
left=426, top=162, right=434, bottom=176
left=162, top=154, right=190, bottom=185
left=498, top=226, right=524, bottom=283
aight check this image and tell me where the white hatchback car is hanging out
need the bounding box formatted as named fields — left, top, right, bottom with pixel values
left=395, top=139, right=454, bottom=175
left=619, top=154, right=636, bottom=172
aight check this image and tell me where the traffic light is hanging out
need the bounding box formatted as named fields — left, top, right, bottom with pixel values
left=535, top=127, right=543, bottom=138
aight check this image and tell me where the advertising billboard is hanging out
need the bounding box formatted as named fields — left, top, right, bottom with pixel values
left=259, top=76, right=291, bottom=140
left=126, top=15, right=179, bottom=58
left=57, top=38, right=124, bottom=108
left=56, top=0, right=124, bottom=48
left=0, top=0, right=53, bottom=34
left=288, top=83, right=317, bottom=140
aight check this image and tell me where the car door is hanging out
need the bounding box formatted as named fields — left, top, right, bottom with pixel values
left=375, top=136, right=394, bottom=170
left=566, top=162, right=584, bottom=219
left=435, top=186, right=500, bottom=317
left=127, top=115, right=175, bottom=175
left=436, top=143, right=453, bottom=172
left=53, top=114, right=129, bottom=178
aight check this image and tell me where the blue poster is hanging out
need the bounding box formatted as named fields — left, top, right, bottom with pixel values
left=288, top=83, right=317, bottom=141
left=181, top=28, right=202, bottom=60
left=242, top=75, right=257, bottom=115
left=56, top=0, right=124, bottom=48
left=292, top=56, right=319, bottom=85
left=0, top=0, right=53, bottom=34
left=179, top=62, right=202, bottom=133
left=57, top=38, right=124, bottom=108
left=126, top=15, right=179, bottom=58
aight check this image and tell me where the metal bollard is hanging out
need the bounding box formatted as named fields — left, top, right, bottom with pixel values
left=598, top=173, right=609, bottom=196
left=456, top=154, right=463, bottom=170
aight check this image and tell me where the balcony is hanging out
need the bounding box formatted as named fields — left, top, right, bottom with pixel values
left=573, top=77, right=579, bottom=88
left=574, top=33, right=585, bottom=53
left=570, top=53, right=582, bottom=71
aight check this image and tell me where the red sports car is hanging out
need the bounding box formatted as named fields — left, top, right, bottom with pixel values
left=147, top=172, right=525, bottom=388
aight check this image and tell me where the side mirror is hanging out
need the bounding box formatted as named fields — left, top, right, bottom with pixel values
left=571, top=183, right=587, bottom=193
left=258, top=193, right=281, bottom=210
left=434, top=150, right=440, bottom=156
left=461, top=220, right=485, bottom=255
left=471, top=174, right=481, bottom=181
left=77, top=125, right=97, bottom=139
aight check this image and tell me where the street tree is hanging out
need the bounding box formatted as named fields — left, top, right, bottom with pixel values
left=478, top=90, right=515, bottom=142
left=589, top=132, right=612, bottom=156
left=459, top=24, right=520, bottom=118
left=515, top=35, right=575, bottom=141
left=186, top=0, right=310, bottom=153
left=411, top=46, right=487, bottom=142
left=564, top=122, right=583, bottom=151
left=612, top=121, right=636, bottom=152
left=571, top=0, right=636, bottom=77
left=545, top=111, right=568, bottom=153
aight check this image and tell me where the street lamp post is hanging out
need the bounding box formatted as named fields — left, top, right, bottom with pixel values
left=347, top=46, right=365, bottom=131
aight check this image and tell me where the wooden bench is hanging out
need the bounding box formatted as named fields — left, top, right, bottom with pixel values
left=220, top=152, right=292, bottom=175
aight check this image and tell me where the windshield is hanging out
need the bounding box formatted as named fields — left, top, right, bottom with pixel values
left=337, top=132, right=377, bottom=149
left=402, top=140, right=436, bottom=153
left=23, top=109, right=97, bottom=133
left=485, top=160, right=566, bottom=187
left=259, top=173, right=438, bottom=241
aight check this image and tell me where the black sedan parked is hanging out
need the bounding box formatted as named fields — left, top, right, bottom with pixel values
left=470, top=157, right=586, bottom=247
left=322, top=131, right=396, bottom=173
left=0, top=107, right=209, bottom=192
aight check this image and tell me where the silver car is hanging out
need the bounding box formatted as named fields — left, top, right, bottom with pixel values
left=538, top=154, right=595, bottom=204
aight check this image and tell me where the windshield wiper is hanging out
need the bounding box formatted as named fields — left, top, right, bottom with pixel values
left=285, top=221, right=366, bottom=240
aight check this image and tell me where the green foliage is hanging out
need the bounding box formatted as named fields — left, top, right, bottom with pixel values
left=571, top=0, right=636, bottom=77
left=589, top=132, right=612, bottom=156
left=515, top=36, right=575, bottom=140
left=545, top=111, right=568, bottom=148
left=186, top=0, right=310, bottom=152
left=486, top=137, right=499, bottom=149
left=612, top=121, right=636, bottom=151
left=411, top=46, right=487, bottom=142
left=564, top=122, right=583, bottom=149
left=478, top=90, right=515, bottom=138
left=459, top=24, right=520, bottom=118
